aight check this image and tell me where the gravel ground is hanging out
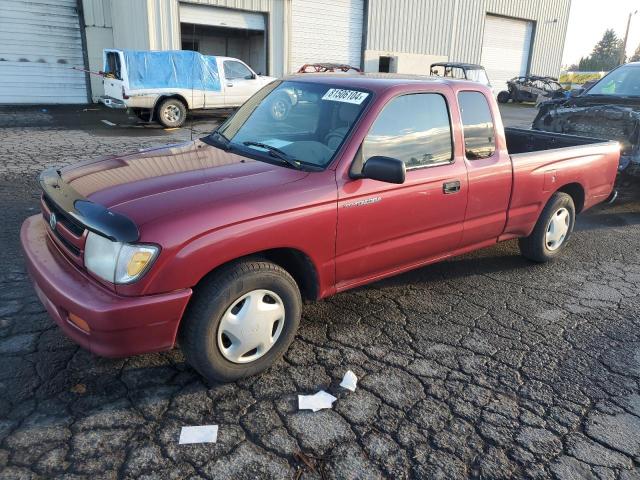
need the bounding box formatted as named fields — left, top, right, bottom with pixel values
left=1, top=105, right=639, bottom=479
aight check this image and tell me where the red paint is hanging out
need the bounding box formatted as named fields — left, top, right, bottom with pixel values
left=21, top=75, right=620, bottom=358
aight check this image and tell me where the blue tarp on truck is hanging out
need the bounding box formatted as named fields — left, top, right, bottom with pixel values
left=114, top=50, right=221, bottom=91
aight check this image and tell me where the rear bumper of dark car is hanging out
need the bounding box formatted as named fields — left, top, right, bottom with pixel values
left=20, top=215, right=192, bottom=358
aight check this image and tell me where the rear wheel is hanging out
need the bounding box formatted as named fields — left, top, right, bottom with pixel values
left=157, top=98, right=187, bottom=128
left=497, top=91, right=511, bottom=103
left=519, top=192, right=575, bottom=262
left=180, top=260, right=302, bottom=383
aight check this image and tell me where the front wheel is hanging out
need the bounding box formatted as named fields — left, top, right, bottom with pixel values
left=180, top=260, right=302, bottom=383
left=519, top=192, right=575, bottom=262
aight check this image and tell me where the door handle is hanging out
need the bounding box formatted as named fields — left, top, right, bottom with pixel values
left=226, top=82, right=233, bottom=87
left=443, top=180, right=461, bottom=194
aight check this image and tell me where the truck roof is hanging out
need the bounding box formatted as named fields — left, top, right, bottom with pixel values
left=285, top=72, right=486, bottom=94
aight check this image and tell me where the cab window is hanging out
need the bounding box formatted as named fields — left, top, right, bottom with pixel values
left=224, top=61, right=254, bottom=80
left=362, top=93, right=453, bottom=169
left=458, top=91, right=496, bottom=159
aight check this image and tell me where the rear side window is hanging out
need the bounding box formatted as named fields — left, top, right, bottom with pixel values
left=458, top=91, right=495, bottom=159
left=362, top=93, right=453, bottom=168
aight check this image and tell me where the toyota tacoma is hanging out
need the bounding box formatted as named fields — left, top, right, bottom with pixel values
left=21, top=75, right=620, bottom=382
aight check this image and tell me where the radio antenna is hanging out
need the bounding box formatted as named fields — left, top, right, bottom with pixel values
left=190, top=22, right=196, bottom=141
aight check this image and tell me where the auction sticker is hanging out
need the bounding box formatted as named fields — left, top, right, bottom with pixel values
left=322, top=88, right=369, bottom=104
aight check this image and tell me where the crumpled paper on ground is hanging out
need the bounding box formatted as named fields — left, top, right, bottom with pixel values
left=179, top=425, right=218, bottom=444
left=298, top=390, right=337, bottom=412
left=340, top=370, right=358, bottom=392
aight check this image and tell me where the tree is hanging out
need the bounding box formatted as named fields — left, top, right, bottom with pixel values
left=577, top=29, right=624, bottom=71
left=631, top=43, right=640, bottom=62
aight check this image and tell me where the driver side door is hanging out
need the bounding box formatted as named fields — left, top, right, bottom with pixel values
left=335, top=92, right=468, bottom=290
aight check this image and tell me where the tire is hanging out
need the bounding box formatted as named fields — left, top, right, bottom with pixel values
left=133, top=109, right=151, bottom=122
left=180, top=260, right=302, bottom=383
left=156, top=98, right=187, bottom=128
left=497, top=91, right=511, bottom=104
left=269, top=95, right=291, bottom=121
left=519, top=192, right=576, bottom=263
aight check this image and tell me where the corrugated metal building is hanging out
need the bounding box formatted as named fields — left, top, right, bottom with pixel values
left=0, top=0, right=571, bottom=104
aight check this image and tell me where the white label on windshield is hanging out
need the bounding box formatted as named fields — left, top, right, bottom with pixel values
left=322, top=88, right=369, bottom=104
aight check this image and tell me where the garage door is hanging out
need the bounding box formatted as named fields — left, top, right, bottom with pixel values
left=180, top=4, right=265, bottom=31
left=0, top=0, right=88, bottom=104
left=289, top=0, right=363, bottom=73
left=480, top=15, right=533, bottom=94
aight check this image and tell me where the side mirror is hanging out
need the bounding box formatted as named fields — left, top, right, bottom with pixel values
left=361, top=156, right=406, bottom=184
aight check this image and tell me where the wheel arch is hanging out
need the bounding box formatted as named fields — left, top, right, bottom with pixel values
left=193, top=247, right=320, bottom=302
left=154, top=94, right=190, bottom=112
left=557, top=182, right=585, bottom=213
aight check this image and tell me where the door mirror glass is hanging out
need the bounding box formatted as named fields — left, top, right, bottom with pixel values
left=361, top=156, right=406, bottom=184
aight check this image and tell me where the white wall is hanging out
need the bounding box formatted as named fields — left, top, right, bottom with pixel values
left=363, top=50, right=447, bottom=75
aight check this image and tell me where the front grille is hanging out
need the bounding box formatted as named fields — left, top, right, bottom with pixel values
left=40, top=194, right=87, bottom=265
left=42, top=195, right=85, bottom=236
left=52, top=228, right=81, bottom=256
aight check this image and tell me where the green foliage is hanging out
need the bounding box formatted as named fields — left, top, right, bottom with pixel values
left=631, top=43, right=640, bottom=62
left=576, top=29, right=624, bottom=71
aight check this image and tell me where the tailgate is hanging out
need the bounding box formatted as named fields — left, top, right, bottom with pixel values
left=104, top=77, right=124, bottom=100
left=102, top=50, right=125, bottom=100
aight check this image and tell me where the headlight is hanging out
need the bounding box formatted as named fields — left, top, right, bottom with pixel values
left=84, top=231, right=159, bottom=284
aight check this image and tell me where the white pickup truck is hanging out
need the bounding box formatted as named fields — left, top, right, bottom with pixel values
left=100, top=49, right=278, bottom=128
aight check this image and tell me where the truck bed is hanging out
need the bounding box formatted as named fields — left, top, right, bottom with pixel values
left=502, top=127, right=620, bottom=240
left=505, top=127, right=608, bottom=155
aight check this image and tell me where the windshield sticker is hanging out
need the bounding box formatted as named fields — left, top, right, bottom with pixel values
left=259, top=139, right=292, bottom=148
left=322, top=88, right=369, bottom=105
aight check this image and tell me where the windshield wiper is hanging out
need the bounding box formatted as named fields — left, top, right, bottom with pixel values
left=243, top=141, right=302, bottom=170
left=208, top=130, right=231, bottom=150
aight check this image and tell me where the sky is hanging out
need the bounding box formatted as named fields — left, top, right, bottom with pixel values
left=562, top=0, right=640, bottom=67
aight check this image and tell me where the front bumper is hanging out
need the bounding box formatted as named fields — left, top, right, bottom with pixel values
left=20, top=215, right=192, bottom=358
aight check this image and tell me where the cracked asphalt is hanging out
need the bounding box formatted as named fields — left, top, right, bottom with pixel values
left=1, top=105, right=640, bottom=479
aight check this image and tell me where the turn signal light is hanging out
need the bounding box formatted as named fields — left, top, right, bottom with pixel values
left=127, top=251, right=153, bottom=277
left=68, top=312, right=90, bottom=333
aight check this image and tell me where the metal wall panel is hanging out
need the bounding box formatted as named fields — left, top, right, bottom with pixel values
left=366, top=0, right=570, bottom=78
left=83, top=0, right=113, bottom=27
left=110, top=0, right=152, bottom=50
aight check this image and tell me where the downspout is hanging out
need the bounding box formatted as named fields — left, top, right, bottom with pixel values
left=76, top=0, right=93, bottom=103
left=360, top=0, right=369, bottom=71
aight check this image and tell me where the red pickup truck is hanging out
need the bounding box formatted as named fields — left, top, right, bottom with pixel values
left=21, top=75, right=619, bottom=382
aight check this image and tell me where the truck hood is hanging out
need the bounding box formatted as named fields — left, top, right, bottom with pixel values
left=59, top=139, right=308, bottom=227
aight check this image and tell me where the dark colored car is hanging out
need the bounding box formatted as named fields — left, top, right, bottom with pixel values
left=22, top=75, right=619, bottom=382
left=533, top=62, right=640, bottom=173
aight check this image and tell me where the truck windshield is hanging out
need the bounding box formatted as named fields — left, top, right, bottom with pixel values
left=216, top=80, right=372, bottom=169
left=587, top=64, right=640, bottom=97
left=466, top=68, right=490, bottom=86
